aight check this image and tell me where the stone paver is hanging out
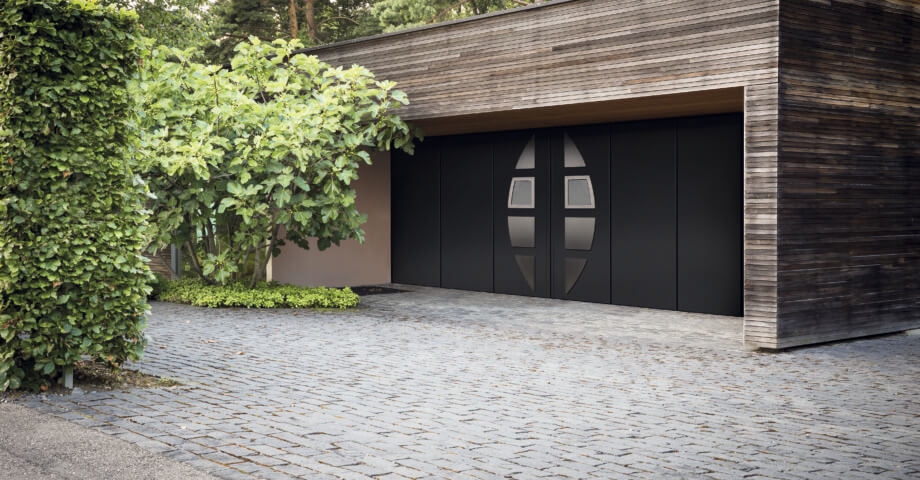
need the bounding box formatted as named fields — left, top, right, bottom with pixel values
left=16, top=286, right=920, bottom=479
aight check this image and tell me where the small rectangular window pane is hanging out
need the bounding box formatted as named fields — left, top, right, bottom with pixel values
left=508, top=177, right=535, bottom=208
left=565, top=176, right=594, bottom=208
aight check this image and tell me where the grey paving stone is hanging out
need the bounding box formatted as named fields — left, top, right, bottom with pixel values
left=12, top=286, right=920, bottom=479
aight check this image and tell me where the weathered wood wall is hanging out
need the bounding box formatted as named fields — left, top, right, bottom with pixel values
left=308, top=0, right=783, bottom=347
left=776, top=0, right=920, bottom=347
left=146, top=248, right=174, bottom=279
left=308, top=0, right=778, bottom=121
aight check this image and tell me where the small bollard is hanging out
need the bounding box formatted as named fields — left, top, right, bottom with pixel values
left=63, top=365, right=74, bottom=389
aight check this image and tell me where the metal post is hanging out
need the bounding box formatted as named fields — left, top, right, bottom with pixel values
left=63, top=365, right=73, bottom=389
left=170, top=243, right=181, bottom=280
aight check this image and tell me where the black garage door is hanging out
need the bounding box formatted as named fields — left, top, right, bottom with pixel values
left=391, top=113, right=742, bottom=316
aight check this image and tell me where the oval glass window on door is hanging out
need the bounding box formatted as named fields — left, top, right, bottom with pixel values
left=506, top=136, right=537, bottom=291
left=562, top=135, right=596, bottom=294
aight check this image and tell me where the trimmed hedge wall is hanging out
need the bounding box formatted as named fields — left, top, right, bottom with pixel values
left=0, top=0, right=150, bottom=390
left=157, top=280, right=361, bottom=309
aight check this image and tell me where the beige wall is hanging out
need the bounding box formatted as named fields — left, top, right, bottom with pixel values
left=271, top=151, right=391, bottom=287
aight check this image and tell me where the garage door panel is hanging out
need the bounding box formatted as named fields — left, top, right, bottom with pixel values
left=391, top=114, right=742, bottom=317
left=552, top=125, right=611, bottom=303
left=392, top=138, right=440, bottom=287
left=441, top=135, right=494, bottom=292
left=611, top=120, right=678, bottom=310
left=678, top=114, right=743, bottom=316
left=494, top=132, right=550, bottom=297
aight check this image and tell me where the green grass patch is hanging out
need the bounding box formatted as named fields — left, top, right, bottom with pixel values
left=156, top=279, right=360, bottom=309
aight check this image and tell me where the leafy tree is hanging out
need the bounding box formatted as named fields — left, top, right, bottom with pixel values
left=206, top=0, right=286, bottom=63
left=207, top=0, right=379, bottom=64
left=136, top=38, right=416, bottom=286
left=104, top=0, right=212, bottom=50
left=0, top=0, right=150, bottom=391
left=372, top=0, right=543, bottom=33
left=205, top=0, right=546, bottom=63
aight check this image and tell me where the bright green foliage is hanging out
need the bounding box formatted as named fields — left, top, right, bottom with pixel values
left=137, top=38, right=416, bottom=287
left=0, top=0, right=151, bottom=391
left=158, top=279, right=360, bottom=309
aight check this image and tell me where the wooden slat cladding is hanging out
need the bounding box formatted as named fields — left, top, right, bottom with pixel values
left=309, top=0, right=782, bottom=348
left=147, top=248, right=174, bottom=279
left=777, top=0, right=920, bottom=348
left=415, top=88, right=744, bottom=136
left=308, top=0, right=778, bottom=120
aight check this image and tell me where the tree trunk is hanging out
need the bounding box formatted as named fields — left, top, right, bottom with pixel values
left=304, top=0, right=317, bottom=42
left=288, top=0, right=298, bottom=39
left=254, top=224, right=281, bottom=288
left=184, top=241, right=212, bottom=284
left=249, top=246, right=262, bottom=288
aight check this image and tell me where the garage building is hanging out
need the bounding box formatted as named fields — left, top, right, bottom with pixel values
left=271, top=0, right=920, bottom=349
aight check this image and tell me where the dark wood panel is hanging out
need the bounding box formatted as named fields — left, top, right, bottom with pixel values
left=677, top=114, right=744, bottom=317
left=610, top=120, right=677, bottom=310
left=776, top=0, right=920, bottom=347
left=440, top=135, right=494, bottom=292
left=391, top=139, right=441, bottom=287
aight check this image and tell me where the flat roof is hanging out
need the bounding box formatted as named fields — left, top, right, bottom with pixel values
left=297, top=0, right=580, bottom=54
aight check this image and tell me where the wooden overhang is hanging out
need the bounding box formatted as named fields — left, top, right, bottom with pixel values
left=413, top=87, right=744, bottom=136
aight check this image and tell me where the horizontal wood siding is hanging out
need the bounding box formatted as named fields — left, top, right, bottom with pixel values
left=310, top=0, right=781, bottom=347
left=777, top=0, right=920, bottom=347
left=309, top=0, right=778, bottom=121
left=147, top=248, right=174, bottom=279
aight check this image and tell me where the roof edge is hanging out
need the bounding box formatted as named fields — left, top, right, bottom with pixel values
left=295, top=0, right=580, bottom=54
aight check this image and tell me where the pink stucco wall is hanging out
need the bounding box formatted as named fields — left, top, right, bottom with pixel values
left=270, top=151, right=391, bottom=287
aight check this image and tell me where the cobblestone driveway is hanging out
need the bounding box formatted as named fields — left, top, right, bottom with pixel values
left=18, top=286, right=920, bottom=479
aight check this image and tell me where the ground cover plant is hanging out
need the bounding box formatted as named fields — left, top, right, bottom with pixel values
left=155, top=279, right=360, bottom=308
left=0, top=0, right=151, bottom=391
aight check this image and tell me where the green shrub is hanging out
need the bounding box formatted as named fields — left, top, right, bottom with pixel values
left=158, top=280, right=360, bottom=309
left=148, top=273, right=169, bottom=300
left=0, top=0, right=150, bottom=391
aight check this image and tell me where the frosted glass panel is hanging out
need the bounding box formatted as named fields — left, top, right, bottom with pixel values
left=565, top=176, right=594, bottom=208
left=515, top=136, right=535, bottom=169
left=508, top=216, right=535, bottom=248
left=514, top=255, right=536, bottom=291
left=565, top=217, right=595, bottom=250
left=563, top=133, right=586, bottom=168
left=564, top=257, right=587, bottom=294
left=508, top=177, right=535, bottom=208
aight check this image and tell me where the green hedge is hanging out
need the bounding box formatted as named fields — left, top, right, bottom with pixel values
left=0, top=0, right=149, bottom=391
left=157, top=280, right=361, bottom=309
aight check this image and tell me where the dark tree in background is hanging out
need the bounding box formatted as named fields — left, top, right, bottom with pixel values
left=104, top=0, right=212, bottom=50
left=205, top=0, right=546, bottom=64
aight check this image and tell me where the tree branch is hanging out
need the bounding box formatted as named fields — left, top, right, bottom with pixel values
left=319, top=16, right=360, bottom=26
left=184, top=240, right=210, bottom=284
